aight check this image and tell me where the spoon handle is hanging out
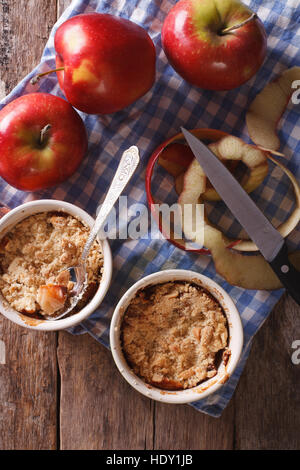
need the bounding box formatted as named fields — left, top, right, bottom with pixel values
left=81, top=145, right=140, bottom=262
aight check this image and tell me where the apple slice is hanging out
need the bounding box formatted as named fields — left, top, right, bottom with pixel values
left=246, top=66, right=300, bottom=150
left=37, top=284, right=67, bottom=316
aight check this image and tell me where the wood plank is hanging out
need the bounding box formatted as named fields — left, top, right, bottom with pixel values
left=0, top=0, right=57, bottom=94
left=2, top=0, right=298, bottom=451
left=57, top=0, right=72, bottom=18
left=56, top=0, right=234, bottom=448
left=154, top=399, right=234, bottom=450
left=58, top=332, right=154, bottom=450
left=57, top=3, right=155, bottom=448
left=58, top=330, right=234, bottom=450
left=0, top=0, right=58, bottom=450
left=0, top=319, right=58, bottom=450
left=54, top=2, right=291, bottom=450
left=234, top=294, right=300, bottom=450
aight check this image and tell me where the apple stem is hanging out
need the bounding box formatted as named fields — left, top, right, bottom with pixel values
left=30, top=67, right=65, bottom=85
left=39, top=124, right=51, bottom=146
left=221, top=13, right=257, bottom=34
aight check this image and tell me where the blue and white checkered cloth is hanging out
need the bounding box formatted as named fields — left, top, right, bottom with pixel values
left=0, top=0, right=299, bottom=417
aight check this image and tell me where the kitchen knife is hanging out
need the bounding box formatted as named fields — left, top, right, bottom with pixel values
left=181, top=127, right=300, bottom=305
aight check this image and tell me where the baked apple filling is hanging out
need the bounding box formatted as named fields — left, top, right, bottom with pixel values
left=121, top=281, right=229, bottom=390
left=0, top=212, right=103, bottom=318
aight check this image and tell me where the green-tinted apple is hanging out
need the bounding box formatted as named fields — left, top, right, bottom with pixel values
left=162, top=0, right=267, bottom=90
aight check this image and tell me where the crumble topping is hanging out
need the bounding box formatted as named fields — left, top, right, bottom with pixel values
left=0, top=212, right=103, bottom=317
left=121, top=281, right=228, bottom=390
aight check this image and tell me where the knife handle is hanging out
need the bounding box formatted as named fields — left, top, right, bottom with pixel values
left=269, top=242, right=300, bottom=306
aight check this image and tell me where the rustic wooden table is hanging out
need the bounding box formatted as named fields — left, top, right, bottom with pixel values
left=0, top=0, right=300, bottom=451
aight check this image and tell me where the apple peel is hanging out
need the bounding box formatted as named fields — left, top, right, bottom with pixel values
left=204, top=136, right=268, bottom=201
left=246, top=66, right=300, bottom=150
left=178, top=151, right=300, bottom=290
left=146, top=129, right=228, bottom=254
left=175, top=173, right=184, bottom=195
left=204, top=224, right=300, bottom=290
left=179, top=137, right=300, bottom=252
left=235, top=154, right=300, bottom=251
left=171, top=136, right=268, bottom=201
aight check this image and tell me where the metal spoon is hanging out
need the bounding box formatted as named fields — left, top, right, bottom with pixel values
left=45, top=145, right=140, bottom=320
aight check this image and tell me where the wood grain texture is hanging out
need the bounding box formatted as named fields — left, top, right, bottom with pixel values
left=234, top=294, right=300, bottom=450
left=0, top=0, right=58, bottom=450
left=0, top=318, right=58, bottom=449
left=57, top=0, right=72, bottom=18
left=1, top=0, right=300, bottom=451
left=0, top=0, right=57, bottom=94
left=58, top=332, right=154, bottom=450
left=55, top=0, right=234, bottom=450
left=154, top=399, right=234, bottom=450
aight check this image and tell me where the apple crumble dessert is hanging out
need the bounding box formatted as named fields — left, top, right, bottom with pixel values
left=121, top=281, right=229, bottom=390
left=0, top=212, right=103, bottom=318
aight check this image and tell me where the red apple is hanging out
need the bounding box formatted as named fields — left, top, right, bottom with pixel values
left=161, top=0, right=267, bottom=90
left=0, top=93, right=87, bottom=191
left=53, top=13, right=156, bottom=114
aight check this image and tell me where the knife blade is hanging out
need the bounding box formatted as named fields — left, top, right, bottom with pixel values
left=181, top=127, right=300, bottom=304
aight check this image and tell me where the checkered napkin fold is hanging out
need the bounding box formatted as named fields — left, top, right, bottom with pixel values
left=0, top=0, right=299, bottom=417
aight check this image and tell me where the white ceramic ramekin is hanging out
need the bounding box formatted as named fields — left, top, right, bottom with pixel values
left=0, top=199, right=112, bottom=331
left=110, top=269, right=243, bottom=404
